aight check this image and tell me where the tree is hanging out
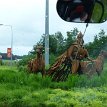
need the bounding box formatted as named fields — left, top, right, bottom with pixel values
left=55, top=32, right=66, bottom=55
left=86, top=29, right=107, bottom=57
left=49, top=34, right=57, bottom=54
left=66, top=28, right=79, bottom=49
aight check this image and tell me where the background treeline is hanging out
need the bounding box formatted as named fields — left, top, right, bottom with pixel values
left=0, top=53, right=22, bottom=60
left=19, top=28, right=107, bottom=66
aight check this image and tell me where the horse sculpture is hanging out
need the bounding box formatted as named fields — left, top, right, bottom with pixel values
left=28, top=45, right=45, bottom=77
left=48, top=32, right=107, bottom=82
left=80, top=50, right=106, bottom=77
left=47, top=32, right=93, bottom=81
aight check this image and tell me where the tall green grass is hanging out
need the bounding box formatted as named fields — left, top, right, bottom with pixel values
left=0, top=63, right=107, bottom=107
left=0, top=63, right=107, bottom=90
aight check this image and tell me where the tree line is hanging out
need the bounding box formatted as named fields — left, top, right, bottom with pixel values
left=19, top=28, right=107, bottom=66
left=0, top=53, right=22, bottom=60
left=30, top=28, right=107, bottom=57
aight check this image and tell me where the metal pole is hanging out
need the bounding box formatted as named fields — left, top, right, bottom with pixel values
left=45, top=0, right=49, bottom=67
left=0, top=24, right=13, bottom=66
left=10, top=25, right=13, bottom=66
left=5, top=25, right=13, bottom=66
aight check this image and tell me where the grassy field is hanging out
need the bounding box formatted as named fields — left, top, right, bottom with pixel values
left=0, top=63, right=107, bottom=107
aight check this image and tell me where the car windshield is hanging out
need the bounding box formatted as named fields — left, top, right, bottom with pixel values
left=0, top=0, right=107, bottom=106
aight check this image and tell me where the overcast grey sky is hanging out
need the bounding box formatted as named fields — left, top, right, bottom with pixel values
left=0, top=0, right=107, bottom=56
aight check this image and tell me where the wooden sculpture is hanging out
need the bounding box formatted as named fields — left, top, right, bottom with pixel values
left=47, top=32, right=92, bottom=81
left=28, top=45, right=45, bottom=77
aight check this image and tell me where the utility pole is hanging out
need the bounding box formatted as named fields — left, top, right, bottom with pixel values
left=45, top=0, right=49, bottom=67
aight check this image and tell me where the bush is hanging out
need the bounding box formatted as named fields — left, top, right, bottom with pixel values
left=0, top=64, right=107, bottom=107
left=49, top=54, right=57, bottom=65
left=18, top=55, right=35, bottom=66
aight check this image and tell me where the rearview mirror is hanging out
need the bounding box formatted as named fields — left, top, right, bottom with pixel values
left=56, top=0, right=107, bottom=23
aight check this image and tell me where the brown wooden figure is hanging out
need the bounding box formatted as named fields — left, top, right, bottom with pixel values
left=28, top=45, right=45, bottom=77
left=47, top=32, right=92, bottom=81
left=80, top=50, right=107, bottom=77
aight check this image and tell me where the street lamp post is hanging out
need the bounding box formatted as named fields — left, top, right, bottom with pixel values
left=0, top=24, right=13, bottom=65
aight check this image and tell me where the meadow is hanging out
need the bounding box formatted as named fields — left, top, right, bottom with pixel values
left=0, top=63, right=107, bottom=107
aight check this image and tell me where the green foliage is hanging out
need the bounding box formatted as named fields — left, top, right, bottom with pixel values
left=86, top=30, right=107, bottom=57
left=66, top=28, right=78, bottom=49
left=0, top=63, right=107, bottom=106
left=18, top=54, right=35, bottom=66
left=55, top=32, right=66, bottom=55
left=49, top=34, right=57, bottom=54
left=49, top=53, right=57, bottom=65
